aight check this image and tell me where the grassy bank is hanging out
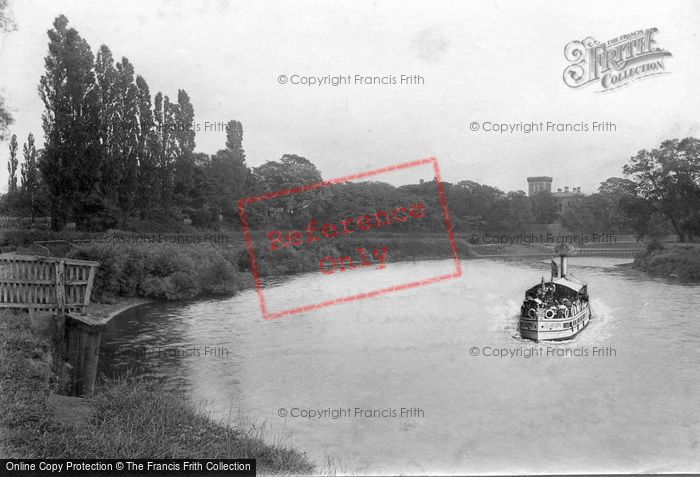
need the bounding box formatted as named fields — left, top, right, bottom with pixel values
left=62, top=233, right=474, bottom=302
left=633, top=243, right=700, bottom=280
left=0, top=310, right=314, bottom=473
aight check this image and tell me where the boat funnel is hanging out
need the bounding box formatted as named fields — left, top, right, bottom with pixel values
left=555, top=243, right=576, bottom=277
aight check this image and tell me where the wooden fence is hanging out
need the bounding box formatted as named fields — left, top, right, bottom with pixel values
left=474, top=248, right=646, bottom=259
left=0, top=255, right=100, bottom=314
left=0, top=254, right=102, bottom=396
left=575, top=248, right=645, bottom=257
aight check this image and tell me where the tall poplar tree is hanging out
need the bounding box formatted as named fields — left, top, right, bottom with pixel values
left=38, top=15, right=101, bottom=230
left=94, top=45, right=119, bottom=201
left=210, top=120, right=251, bottom=216
left=20, top=132, right=40, bottom=223
left=114, top=57, right=139, bottom=221
left=173, top=89, right=196, bottom=201
left=134, top=75, right=159, bottom=216
left=7, top=133, right=18, bottom=193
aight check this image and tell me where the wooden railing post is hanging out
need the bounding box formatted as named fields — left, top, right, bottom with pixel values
left=63, top=315, right=105, bottom=396
left=54, top=258, right=66, bottom=338
left=82, top=265, right=96, bottom=315
left=55, top=259, right=65, bottom=314
left=53, top=259, right=67, bottom=376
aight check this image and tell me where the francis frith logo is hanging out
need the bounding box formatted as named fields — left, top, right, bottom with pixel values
left=563, top=28, right=672, bottom=92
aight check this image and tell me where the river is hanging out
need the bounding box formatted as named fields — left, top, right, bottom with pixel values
left=98, top=257, right=700, bottom=475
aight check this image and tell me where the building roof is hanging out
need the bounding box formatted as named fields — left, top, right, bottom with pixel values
left=526, top=274, right=587, bottom=295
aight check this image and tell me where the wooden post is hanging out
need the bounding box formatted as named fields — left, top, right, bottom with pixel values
left=63, top=314, right=105, bottom=396
left=82, top=265, right=96, bottom=316
left=55, top=259, right=65, bottom=315
left=48, top=259, right=67, bottom=375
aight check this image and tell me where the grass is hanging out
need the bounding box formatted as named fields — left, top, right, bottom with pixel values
left=60, top=378, right=314, bottom=473
left=0, top=310, right=54, bottom=457
left=0, top=311, right=315, bottom=474
left=633, top=242, right=700, bottom=280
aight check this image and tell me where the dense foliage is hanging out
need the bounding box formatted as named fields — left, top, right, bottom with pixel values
left=67, top=243, right=251, bottom=301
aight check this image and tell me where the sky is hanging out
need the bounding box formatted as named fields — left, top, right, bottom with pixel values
left=0, top=0, right=699, bottom=194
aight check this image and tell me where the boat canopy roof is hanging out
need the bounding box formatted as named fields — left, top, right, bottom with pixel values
left=526, top=274, right=587, bottom=294
left=553, top=274, right=586, bottom=292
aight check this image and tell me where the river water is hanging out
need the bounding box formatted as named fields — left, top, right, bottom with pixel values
left=98, top=257, right=700, bottom=474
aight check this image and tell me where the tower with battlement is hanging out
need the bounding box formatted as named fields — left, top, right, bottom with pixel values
left=527, top=177, right=584, bottom=213
left=527, top=176, right=553, bottom=196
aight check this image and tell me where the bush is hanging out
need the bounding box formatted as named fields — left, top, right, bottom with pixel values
left=65, top=231, right=473, bottom=301
left=645, top=238, right=665, bottom=253
left=67, top=242, right=249, bottom=301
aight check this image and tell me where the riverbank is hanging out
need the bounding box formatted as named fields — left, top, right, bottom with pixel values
left=82, top=298, right=153, bottom=325
left=633, top=243, right=700, bottom=280
left=60, top=233, right=476, bottom=303
left=0, top=310, right=315, bottom=474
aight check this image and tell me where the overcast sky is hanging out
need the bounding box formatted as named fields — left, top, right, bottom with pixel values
left=1, top=0, right=699, bottom=194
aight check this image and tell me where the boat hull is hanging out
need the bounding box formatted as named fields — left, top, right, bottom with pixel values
left=519, top=305, right=591, bottom=341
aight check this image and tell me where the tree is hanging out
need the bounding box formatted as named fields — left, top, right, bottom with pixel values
left=504, top=191, right=534, bottom=228
left=0, top=98, right=11, bottom=142
left=0, top=0, right=14, bottom=32
left=251, top=154, right=321, bottom=226
left=94, top=44, right=119, bottom=198
left=7, top=133, right=18, bottom=193
left=20, top=132, right=42, bottom=223
left=560, top=193, right=620, bottom=233
left=598, top=177, right=637, bottom=196
left=448, top=180, right=509, bottom=229
left=209, top=120, right=251, bottom=218
left=113, top=57, right=139, bottom=221
left=134, top=75, right=159, bottom=217
left=151, top=92, right=178, bottom=206
left=38, top=15, right=102, bottom=230
left=0, top=0, right=15, bottom=141
left=172, top=89, right=196, bottom=203
left=623, top=138, right=700, bottom=242
left=530, top=192, right=556, bottom=224
left=597, top=177, right=669, bottom=237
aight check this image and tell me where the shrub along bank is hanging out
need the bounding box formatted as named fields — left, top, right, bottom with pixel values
left=66, top=233, right=474, bottom=302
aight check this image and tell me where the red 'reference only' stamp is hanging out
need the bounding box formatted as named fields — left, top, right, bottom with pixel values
left=238, top=157, right=462, bottom=319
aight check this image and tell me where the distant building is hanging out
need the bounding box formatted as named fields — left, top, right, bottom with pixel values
left=527, top=176, right=584, bottom=213
left=551, top=186, right=583, bottom=213
left=527, top=176, right=552, bottom=196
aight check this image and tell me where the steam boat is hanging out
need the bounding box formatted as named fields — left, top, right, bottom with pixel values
left=519, top=244, right=591, bottom=341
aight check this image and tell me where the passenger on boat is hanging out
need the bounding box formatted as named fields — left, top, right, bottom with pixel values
left=557, top=304, right=567, bottom=318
